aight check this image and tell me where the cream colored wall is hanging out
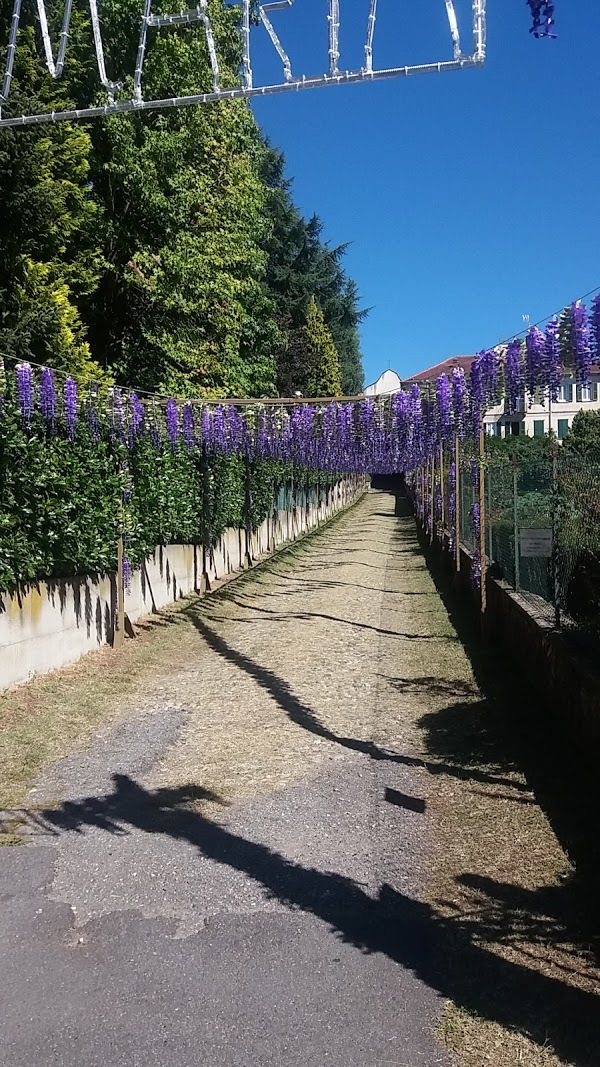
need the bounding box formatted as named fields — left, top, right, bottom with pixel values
left=0, top=478, right=362, bottom=690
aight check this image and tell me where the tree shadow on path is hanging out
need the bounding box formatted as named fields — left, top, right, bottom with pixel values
left=40, top=773, right=600, bottom=1067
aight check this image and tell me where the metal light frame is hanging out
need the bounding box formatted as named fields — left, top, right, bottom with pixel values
left=0, top=0, right=486, bottom=128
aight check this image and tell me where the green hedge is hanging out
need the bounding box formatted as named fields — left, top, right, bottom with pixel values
left=0, top=395, right=339, bottom=592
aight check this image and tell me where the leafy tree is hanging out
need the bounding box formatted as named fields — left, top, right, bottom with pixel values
left=0, top=8, right=105, bottom=381
left=261, top=148, right=365, bottom=394
left=303, top=296, right=341, bottom=397
left=563, top=410, right=600, bottom=458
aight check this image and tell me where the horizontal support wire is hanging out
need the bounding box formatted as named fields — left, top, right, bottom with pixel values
left=0, top=57, right=483, bottom=127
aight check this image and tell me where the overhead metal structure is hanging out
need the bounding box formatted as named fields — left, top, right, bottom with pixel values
left=0, top=0, right=487, bottom=128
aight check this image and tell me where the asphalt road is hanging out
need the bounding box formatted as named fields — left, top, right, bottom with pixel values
left=0, top=493, right=454, bottom=1067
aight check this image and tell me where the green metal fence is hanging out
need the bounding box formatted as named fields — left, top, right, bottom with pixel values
left=476, top=451, right=600, bottom=642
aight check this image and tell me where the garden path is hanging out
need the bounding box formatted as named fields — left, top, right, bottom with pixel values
left=0, top=490, right=472, bottom=1067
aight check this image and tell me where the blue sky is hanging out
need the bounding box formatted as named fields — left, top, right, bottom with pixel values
left=249, top=0, right=600, bottom=386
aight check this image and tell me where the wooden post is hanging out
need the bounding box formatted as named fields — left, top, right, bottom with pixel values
left=115, top=534, right=125, bottom=648
left=201, top=445, right=211, bottom=592
left=479, top=429, right=487, bottom=616
left=244, top=456, right=252, bottom=568
left=454, top=435, right=461, bottom=573
left=439, top=445, right=445, bottom=530
left=552, top=442, right=561, bottom=629
left=513, top=452, right=520, bottom=592
left=427, top=454, right=431, bottom=546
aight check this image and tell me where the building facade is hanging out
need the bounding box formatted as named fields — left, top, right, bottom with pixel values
left=371, top=356, right=600, bottom=439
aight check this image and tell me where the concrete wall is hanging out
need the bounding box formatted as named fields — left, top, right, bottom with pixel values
left=0, top=478, right=363, bottom=690
left=427, top=528, right=600, bottom=761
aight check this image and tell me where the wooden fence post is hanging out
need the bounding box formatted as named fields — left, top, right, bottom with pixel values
left=479, top=429, right=487, bottom=617
left=115, top=533, right=125, bottom=648
left=439, top=445, right=445, bottom=532
left=454, top=435, right=461, bottom=573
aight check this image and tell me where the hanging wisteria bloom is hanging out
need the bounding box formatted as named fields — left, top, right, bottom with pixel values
left=128, top=392, right=145, bottom=442
left=435, top=374, right=452, bottom=444
left=451, top=367, right=467, bottom=438
left=591, top=293, right=600, bottom=364
left=504, top=341, right=524, bottom=415
left=63, top=377, right=78, bottom=441
left=448, top=460, right=457, bottom=549
left=469, top=355, right=485, bottom=439
left=570, top=302, right=592, bottom=384
left=182, top=402, right=195, bottom=450
left=165, top=398, right=179, bottom=448
left=148, top=401, right=162, bottom=449
left=471, top=500, right=481, bottom=588
left=525, top=327, right=545, bottom=399
left=527, top=0, right=556, bottom=38
left=543, top=317, right=562, bottom=402
left=39, top=367, right=57, bottom=432
left=16, top=362, right=34, bottom=428
left=123, top=556, right=132, bottom=593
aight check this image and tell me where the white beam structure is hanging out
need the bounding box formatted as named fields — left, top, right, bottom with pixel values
left=0, top=0, right=486, bottom=129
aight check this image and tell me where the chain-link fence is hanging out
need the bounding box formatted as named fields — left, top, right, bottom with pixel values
left=413, top=447, right=600, bottom=647
left=474, top=451, right=600, bottom=644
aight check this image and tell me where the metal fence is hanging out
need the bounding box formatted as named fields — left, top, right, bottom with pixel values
left=418, top=446, right=600, bottom=647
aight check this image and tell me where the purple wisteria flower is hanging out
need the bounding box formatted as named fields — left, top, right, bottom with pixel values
left=525, top=326, right=546, bottom=399
left=128, top=392, right=144, bottom=442
left=123, top=556, right=132, bottom=592
left=39, top=367, right=57, bottom=432
left=16, top=362, right=34, bottom=428
left=570, top=302, right=592, bottom=384
left=504, top=341, right=524, bottom=415
left=591, top=294, right=600, bottom=364
left=182, top=402, right=195, bottom=450
left=448, top=460, right=457, bottom=549
left=543, top=317, right=562, bottom=402
left=63, top=377, right=78, bottom=441
left=435, top=374, right=452, bottom=444
left=472, top=499, right=481, bottom=588
left=469, top=354, right=485, bottom=439
left=201, top=405, right=213, bottom=452
left=165, top=398, right=179, bottom=448
left=527, top=0, right=556, bottom=38
left=451, top=367, right=467, bottom=438
left=148, top=402, right=162, bottom=449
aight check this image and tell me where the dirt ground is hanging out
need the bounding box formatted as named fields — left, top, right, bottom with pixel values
left=1, top=489, right=599, bottom=1066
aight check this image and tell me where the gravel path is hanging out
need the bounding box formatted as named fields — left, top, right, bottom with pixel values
left=0, top=490, right=461, bottom=1067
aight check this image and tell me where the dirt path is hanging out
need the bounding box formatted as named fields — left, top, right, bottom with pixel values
left=1, top=490, right=598, bottom=1067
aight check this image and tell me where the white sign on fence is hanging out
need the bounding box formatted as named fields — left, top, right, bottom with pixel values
left=519, top=528, right=553, bottom=558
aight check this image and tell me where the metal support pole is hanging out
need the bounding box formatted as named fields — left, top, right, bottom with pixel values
left=201, top=445, right=211, bottom=592
left=479, top=429, right=487, bottom=616
left=513, top=452, right=520, bottom=592
left=487, top=460, right=493, bottom=562
left=244, top=456, right=252, bottom=568
left=115, top=534, right=125, bottom=648
left=552, top=442, right=561, bottom=629
left=429, top=454, right=435, bottom=542
left=439, top=445, right=445, bottom=531
left=454, top=436, right=461, bottom=572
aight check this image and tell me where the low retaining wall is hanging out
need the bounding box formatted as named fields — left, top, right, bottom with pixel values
left=426, top=523, right=600, bottom=761
left=0, top=478, right=364, bottom=690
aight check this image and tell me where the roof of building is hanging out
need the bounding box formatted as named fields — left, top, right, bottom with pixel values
left=364, top=369, right=403, bottom=396
left=403, top=356, right=474, bottom=383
